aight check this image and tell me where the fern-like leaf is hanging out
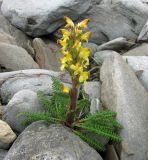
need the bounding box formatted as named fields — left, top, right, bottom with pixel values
left=74, top=130, right=105, bottom=151
left=74, top=124, right=122, bottom=142
left=18, top=112, right=61, bottom=125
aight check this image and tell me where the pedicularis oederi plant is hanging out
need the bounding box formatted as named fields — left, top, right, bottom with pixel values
left=58, top=16, right=91, bottom=126
left=20, top=17, right=122, bottom=151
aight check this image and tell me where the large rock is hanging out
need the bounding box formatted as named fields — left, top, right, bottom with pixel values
left=0, top=120, right=16, bottom=149
left=81, top=0, right=148, bottom=44
left=96, top=37, right=134, bottom=52
left=0, top=69, right=70, bottom=104
left=33, top=38, right=60, bottom=71
left=82, top=5, right=136, bottom=44
left=83, top=81, right=101, bottom=99
left=123, top=43, right=148, bottom=56
left=4, top=121, right=103, bottom=160
left=100, top=54, right=148, bottom=159
left=2, top=90, right=43, bottom=133
left=0, top=43, right=39, bottom=71
left=94, top=50, right=118, bottom=65
left=1, top=0, right=91, bottom=37
left=123, top=56, right=148, bottom=72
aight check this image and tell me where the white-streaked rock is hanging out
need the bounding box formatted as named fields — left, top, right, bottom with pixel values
left=0, top=69, right=70, bottom=104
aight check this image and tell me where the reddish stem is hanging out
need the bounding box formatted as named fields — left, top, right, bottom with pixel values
left=66, top=79, right=78, bottom=127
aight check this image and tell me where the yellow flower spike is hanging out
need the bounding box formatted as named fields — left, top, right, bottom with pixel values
left=63, top=85, right=70, bottom=93
left=64, top=16, right=75, bottom=28
left=77, top=18, right=90, bottom=28
left=80, top=31, right=91, bottom=42
left=59, top=29, right=71, bottom=37
left=79, top=47, right=91, bottom=59
left=79, top=71, right=89, bottom=83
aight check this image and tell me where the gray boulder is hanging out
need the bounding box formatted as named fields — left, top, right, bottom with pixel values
left=97, top=37, right=134, bottom=52
left=0, top=43, right=39, bottom=71
left=100, top=54, right=148, bottom=159
left=123, top=43, right=148, bottom=56
left=1, top=0, right=91, bottom=37
left=0, top=11, right=34, bottom=56
left=123, top=56, right=148, bottom=72
left=94, top=50, right=118, bottom=65
left=83, top=81, right=101, bottom=100
left=83, top=5, right=137, bottom=45
left=33, top=38, right=60, bottom=71
left=4, top=121, right=103, bottom=160
left=81, top=0, right=148, bottom=44
left=2, top=90, right=43, bottom=133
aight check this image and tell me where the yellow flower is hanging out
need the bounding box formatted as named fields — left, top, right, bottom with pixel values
left=72, top=40, right=82, bottom=50
left=59, top=29, right=71, bottom=38
left=65, top=53, right=72, bottom=62
left=79, top=71, right=89, bottom=83
left=70, top=63, right=83, bottom=75
left=60, top=63, right=68, bottom=71
left=79, top=47, right=91, bottom=59
left=64, top=16, right=75, bottom=28
left=60, top=57, right=67, bottom=64
left=74, top=27, right=83, bottom=36
left=60, top=54, right=72, bottom=64
left=63, top=85, right=70, bottom=93
left=80, top=32, right=91, bottom=42
left=57, top=38, right=68, bottom=50
left=77, top=18, right=90, bottom=28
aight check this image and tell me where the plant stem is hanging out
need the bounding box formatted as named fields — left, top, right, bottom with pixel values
left=66, top=79, right=78, bottom=127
